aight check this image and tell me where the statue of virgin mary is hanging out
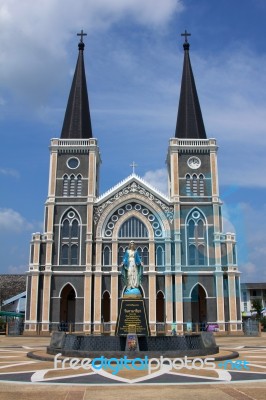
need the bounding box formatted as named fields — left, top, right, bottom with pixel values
left=121, top=241, right=143, bottom=294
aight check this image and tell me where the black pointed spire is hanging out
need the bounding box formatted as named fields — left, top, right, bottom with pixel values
left=175, top=31, right=207, bottom=139
left=61, top=30, right=93, bottom=139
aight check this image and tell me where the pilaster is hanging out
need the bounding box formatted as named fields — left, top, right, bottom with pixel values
left=174, top=273, right=183, bottom=332
left=83, top=273, right=92, bottom=333
left=93, top=272, right=102, bottom=334
left=215, top=272, right=225, bottom=331
left=228, top=272, right=237, bottom=331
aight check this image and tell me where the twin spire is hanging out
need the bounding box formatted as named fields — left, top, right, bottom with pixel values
left=61, top=30, right=93, bottom=139
left=175, top=31, right=207, bottom=139
left=60, top=30, right=207, bottom=140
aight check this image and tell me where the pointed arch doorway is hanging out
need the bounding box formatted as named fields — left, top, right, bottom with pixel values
left=156, top=291, right=165, bottom=322
left=102, top=291, right=111, bottom=322
left=60, top=284, right=76, bottom=323
left=191, top=284, right=207, bottom=324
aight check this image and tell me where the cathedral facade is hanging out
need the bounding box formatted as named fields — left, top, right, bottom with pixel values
left=25, top=34, right=241, bottom=335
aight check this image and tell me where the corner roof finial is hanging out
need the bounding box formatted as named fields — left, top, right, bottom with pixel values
left=181, top=30, right=191, bottom=50
left=77, top=29, right=87, bottom=51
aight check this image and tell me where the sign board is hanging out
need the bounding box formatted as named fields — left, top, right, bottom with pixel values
left=116, top=299, right=150, bottom=336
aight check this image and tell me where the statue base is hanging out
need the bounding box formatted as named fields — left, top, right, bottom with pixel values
left=115, top=297, right=150, bottom=336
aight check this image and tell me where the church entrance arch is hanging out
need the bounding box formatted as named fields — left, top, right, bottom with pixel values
left=191, top=284, right=207, bottom=325
left=60, top=284, right=76, bottom=324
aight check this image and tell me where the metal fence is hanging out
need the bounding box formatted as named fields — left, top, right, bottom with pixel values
left=243, top=319, right=260, bottom=336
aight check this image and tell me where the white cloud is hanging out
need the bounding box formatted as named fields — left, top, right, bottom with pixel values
left=241, top=261, right=266, bottom=283
left=224, top=202, right=266, bottom=282
left=221, top=205, right=236, bottom=234
left=0, top=0, right=183, bottom=103
left=0, top=208, right=34, bottom=232
left=0, top=168, right=20, bottom=178
left=142, top=168, right=168, bottom=195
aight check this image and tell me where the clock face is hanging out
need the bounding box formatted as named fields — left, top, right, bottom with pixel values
left=187, top=156, right=201, bottom=169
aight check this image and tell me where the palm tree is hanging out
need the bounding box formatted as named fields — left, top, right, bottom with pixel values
left=252, top=299, right=263, bottom=319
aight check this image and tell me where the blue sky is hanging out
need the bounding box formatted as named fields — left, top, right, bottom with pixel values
left=0, top=0, right=265, bottom=282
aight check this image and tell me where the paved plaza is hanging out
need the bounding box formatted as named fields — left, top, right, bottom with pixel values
left=0, top=334, right=265, bottom=399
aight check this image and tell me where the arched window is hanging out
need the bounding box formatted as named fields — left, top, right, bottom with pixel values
left=118, top=246, right=125, bottom=265
left=62, top=220, right=70, bottom=238
left=142, top=246, right=149, bottom=265
left=187, top=210, right=207, bottom=266
left=63, top=174, right=82, bottom=197
left=77, top=175, right=82, bottom=196
left=188, top=220, right=195, bottom=238
left=60, top=211, right=80, bottom=266
left=192, top=174, right=198, bottom=196
left=186, top=174, right=191, bottom=195
left=118, top=217, right=148, bottom=238
left=71, top=220, right=79, bottom=238
left=197, top=220, right=204, bottom=238
left=70, top=175, right=75, bottom=197
left=103, top=246, right=111, bottom=266
left=156, top=246, right=164, bottom=266
left=199, top=174, right=205, bottom=196
left=63, top=175, right=69, bottom=197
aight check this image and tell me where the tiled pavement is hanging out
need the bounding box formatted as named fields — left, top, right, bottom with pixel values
left=0, top=334, right=265, bottom=399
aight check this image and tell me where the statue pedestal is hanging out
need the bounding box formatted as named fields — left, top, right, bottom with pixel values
left=115, top=297, right=150, bottom=336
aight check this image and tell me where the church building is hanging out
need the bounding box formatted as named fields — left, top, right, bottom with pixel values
left=25, top=32, right=241, bottom=335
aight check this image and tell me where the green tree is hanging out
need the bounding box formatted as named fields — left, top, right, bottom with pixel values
left=252, top=299, right=263, bottom=319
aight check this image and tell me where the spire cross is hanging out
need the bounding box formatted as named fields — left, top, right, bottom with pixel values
left=181, top=30, right=191, bottom=43
left=130, top=161, right=138, bottom=174
left=77, top=29, right=87, bottom=43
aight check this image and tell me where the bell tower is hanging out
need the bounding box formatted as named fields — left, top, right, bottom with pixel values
left=25, top=31, right=101, bottom=334
left=167, top=32, right=240, bottom=332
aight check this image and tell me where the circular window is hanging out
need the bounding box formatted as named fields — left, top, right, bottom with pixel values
left=153, top=222, right=159, bottom=229
left=67, top=157, right=80, bottom=169
left=134, top=204, right=141, bottom=211
left=108, top=222, right=114, bottom=229
left=67, top=211, right=75, bottom=219
left=125, top=204, right=132, bottom=211
left=148, top=215, right=155, bottom=222
left=192, top=211, right=200, bottom=219
left=111, top=215, right=118, bottom=222
left=105, top=230, right=112, bottom=237
left=155, top=229, right=162, bottom=237
left=118, top=208, right=125, bottom=216
left=142, top=208, right=149, bottom=216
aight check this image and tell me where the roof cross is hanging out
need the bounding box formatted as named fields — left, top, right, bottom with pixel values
left=77, top=29, right=87, bottom=43
left=181, top=30, right=191, bottom=43
left=130, top=161, right=138, bottom=174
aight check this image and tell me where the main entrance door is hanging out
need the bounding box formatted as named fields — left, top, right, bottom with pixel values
left=60, top=284, right=76, bottom=323
left=191, top=284, right=207, bottom=324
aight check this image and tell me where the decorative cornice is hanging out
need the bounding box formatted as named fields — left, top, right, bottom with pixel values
left=94, top=179, right=174, bottom=225
left=96, top=173, right=170, bottom=203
